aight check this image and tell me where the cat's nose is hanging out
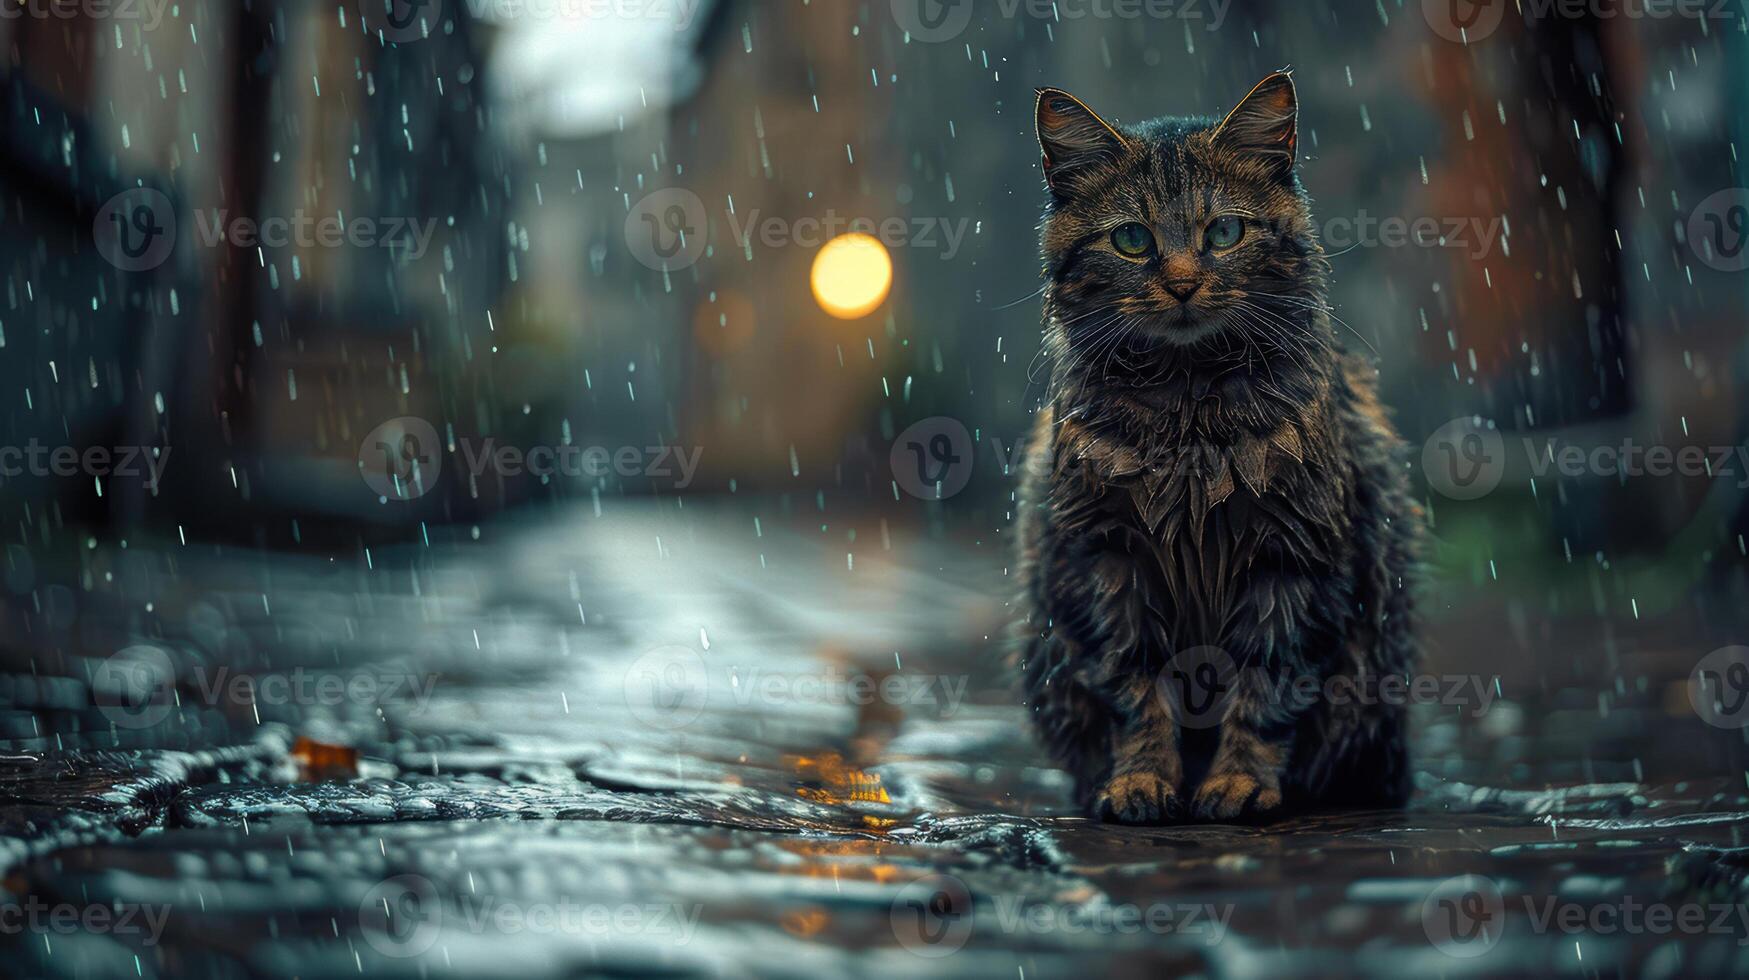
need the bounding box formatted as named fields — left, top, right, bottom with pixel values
left=1165, top=277, right=1202, bottom=303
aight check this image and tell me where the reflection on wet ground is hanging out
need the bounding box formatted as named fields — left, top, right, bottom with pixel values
left=2, top=504, right=1747, bottom=977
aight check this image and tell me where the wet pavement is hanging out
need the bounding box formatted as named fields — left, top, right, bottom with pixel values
left=2, top=503, right=1748, bottom=978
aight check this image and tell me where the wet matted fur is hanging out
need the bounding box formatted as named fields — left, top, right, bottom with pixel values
left=1015, top=72, right=1422, bottom=824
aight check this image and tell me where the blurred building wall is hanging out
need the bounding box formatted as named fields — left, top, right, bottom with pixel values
left=2, top=1, right=1746, bottom=572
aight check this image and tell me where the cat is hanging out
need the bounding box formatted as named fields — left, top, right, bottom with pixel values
left=1014, top=71, right=1421, bottom=824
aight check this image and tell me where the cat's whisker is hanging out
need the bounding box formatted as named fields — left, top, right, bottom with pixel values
left=1098, top=319, right=1141, bottom=381
left=997, top=283, right=1050, bottom=311
left=1076, top=317, right=1132, bottom=392
left=1264, top=295, right=1381, bottom=359
left=1236, top=301, right=1320, bottom=357
left=1234, top=297, right=1339, bottom=369
left=1031, top=304, right=1118, bottom=390
left=1227, top=299, right=1321, bottom=366
left=1220, top=309, right=1286, bottom=390
left=1049, top=309, right=1129, bottom=407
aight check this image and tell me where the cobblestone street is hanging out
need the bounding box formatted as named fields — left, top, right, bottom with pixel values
left=2, top=505, right=1746, bottom=977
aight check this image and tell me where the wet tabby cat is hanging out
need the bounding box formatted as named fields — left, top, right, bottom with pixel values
left=1015, top=72, right=1421, bottom=823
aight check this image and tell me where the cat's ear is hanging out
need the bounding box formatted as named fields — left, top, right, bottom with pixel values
left=1213, top=70, right=1298, bottom=178
left=1036, top=88, right=1129, bottom=196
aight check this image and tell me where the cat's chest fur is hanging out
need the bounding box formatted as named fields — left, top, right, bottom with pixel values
left=1046, top=393, right=1353, bottom=653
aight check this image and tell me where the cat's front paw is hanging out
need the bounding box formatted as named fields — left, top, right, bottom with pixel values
left=1191, top=771, right=1282, bottom=822
left=1092, top=772, right=1182, bottom=825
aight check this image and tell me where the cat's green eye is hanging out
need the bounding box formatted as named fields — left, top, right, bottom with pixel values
left=1110, top=222, right=1156, bottom=258
left=1205, top=215, right=1246, bottom=251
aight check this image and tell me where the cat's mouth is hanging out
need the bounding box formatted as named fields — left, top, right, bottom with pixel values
left=1134, top=306, right=1223, bottom=346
